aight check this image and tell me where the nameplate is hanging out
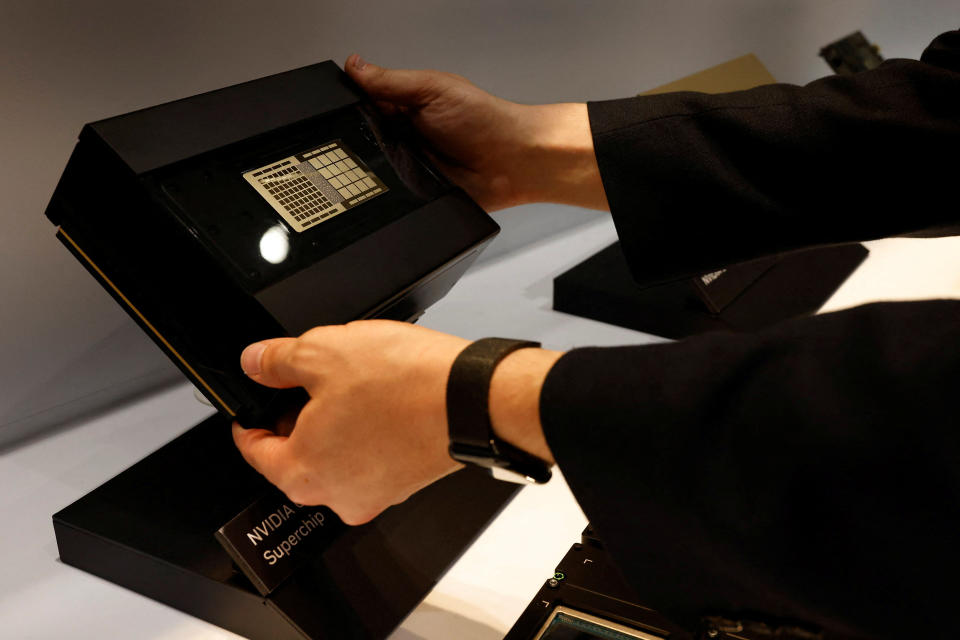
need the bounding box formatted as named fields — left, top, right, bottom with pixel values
left=215, top=489, right=343, bottom=596
left=692, top=255, right=780, bottom=314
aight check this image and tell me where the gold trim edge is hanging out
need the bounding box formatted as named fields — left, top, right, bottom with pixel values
left=57, top=227, right=236, bottom=417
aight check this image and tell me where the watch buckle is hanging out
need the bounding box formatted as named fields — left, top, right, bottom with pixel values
left=490, top=465, right=540, bottom=485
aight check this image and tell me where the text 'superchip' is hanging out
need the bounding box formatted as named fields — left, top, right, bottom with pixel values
left=215, top=489, right=343, bottom=595
left=243, top=139, right=388, bottom=233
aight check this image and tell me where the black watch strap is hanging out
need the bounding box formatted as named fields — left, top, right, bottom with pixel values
left=446, top=338, right=552, bottom=484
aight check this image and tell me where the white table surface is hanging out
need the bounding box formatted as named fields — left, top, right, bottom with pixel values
left=3, top=216, right=959, bottom=639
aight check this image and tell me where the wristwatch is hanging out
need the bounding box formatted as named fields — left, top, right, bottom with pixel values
left=446, top=338, right=552, bottom=484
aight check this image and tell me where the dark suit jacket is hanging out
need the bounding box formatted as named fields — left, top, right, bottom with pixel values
left=540, top=30, right=960, bottom=640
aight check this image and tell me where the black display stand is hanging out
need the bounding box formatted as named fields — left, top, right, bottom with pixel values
left=53, top=415, right=518, bottom=639
left=553, top=242, right=869, bottom=339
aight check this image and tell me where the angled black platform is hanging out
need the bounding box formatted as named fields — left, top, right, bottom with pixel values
left=553, top=242, right=869, bottom=339
left=53, top=415, right=517, bottom=639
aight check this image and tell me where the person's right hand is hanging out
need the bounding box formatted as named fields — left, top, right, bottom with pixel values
left=345, top=54, right=609, bottom=212
left=232, top=319, right=560, bottom=525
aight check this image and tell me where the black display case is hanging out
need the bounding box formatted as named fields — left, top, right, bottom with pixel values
left=45, top=61, right=498, bottom=427
left=554, top=242, right=868, bottom=340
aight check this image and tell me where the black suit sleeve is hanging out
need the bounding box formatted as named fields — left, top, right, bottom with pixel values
left=540, top=31, right=960, bottom=640
left=542, top=301, right=960, bottom=639
left=588, top=29, right=960, bottom=285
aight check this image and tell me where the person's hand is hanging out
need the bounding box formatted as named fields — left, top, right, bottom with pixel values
left=232, top=320, right=560, bottom=525
left=345, top=54, right=609, bottom=212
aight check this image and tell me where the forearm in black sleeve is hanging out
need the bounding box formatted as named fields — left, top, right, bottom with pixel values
left=589, top=30, right=960, bottom=285
left=540, top=299, right=960, bottom=639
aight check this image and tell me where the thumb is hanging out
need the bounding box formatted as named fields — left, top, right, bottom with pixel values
left=345, top=54, right=442, bottom=106
left=232, top=422, right=291, bottom=486
left=241, top=337, right=315, bottom=390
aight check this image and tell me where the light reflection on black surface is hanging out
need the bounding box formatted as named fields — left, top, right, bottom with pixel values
left=259, top=223, right=290, bottom=265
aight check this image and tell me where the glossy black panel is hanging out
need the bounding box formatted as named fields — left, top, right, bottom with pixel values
left=143, top=103, right=452, bottom=294
left=88, top=61, right=359, bottom=175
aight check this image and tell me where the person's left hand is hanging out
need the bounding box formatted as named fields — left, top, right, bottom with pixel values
left=231, top=320, right=470, bottom=525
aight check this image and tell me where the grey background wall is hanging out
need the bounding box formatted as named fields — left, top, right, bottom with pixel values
left=1, top=0, right=955, bottom=445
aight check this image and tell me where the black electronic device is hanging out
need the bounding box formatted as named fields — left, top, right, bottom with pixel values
left=45, top=61, right=499, bottom=427
left=506, top=527, right=863, bottom=640
left=505, top=526, right=686, bottom=640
